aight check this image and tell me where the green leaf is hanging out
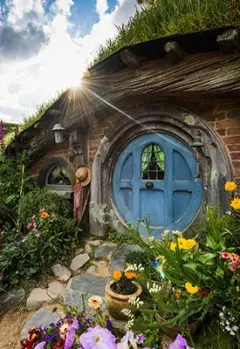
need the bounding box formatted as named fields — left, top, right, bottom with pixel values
left=197, top=253, right=216, bottom=264
left=6, top=194, right=16, bottom=204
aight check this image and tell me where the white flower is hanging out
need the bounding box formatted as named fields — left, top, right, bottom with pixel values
left=125, top=319, right=134, bottom=331
left=149, top=236, right=155, bottom=242
left=226, top=211, right=232, bottom=216
left=121, top=308, right=134, bottom=319
left=128, top=296, right=144, bottom=309
left=233, top=326, right=239, bottom=331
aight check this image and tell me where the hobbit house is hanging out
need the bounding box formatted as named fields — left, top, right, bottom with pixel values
left=6, top=27, right=240, bottom=238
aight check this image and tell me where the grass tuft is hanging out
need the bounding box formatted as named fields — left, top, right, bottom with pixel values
left=93, top=0, right=240, bottom=64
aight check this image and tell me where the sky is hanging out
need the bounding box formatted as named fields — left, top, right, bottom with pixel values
left=0, top=0, right=140, bottom=123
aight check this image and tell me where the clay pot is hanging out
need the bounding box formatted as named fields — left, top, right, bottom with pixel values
left=156, top=313, right=200, bottom=339
left=105, top=281, right=142, bottom=320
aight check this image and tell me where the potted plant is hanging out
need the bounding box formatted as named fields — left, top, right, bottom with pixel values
left=105, top=266, right=142, bottom=320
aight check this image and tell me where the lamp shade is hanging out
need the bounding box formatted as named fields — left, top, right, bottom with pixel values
left=52, top=123, right=65, bottom=144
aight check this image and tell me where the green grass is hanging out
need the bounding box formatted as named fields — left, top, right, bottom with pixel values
left=94, top=0, right=240, bottom=64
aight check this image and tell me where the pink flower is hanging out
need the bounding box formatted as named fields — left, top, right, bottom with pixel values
left=230, top=265, right=237, bottom=272
left=229, top=257, right=239, bottom=265
left=221, top=252, right=230, bottom=259
left=32, top=215, right=36, bottom=220
left=36, top=233, right=40, bottom=238
left=40, top=208, right=45, bottom=213
left=33, top=222, right=37, bottom=229
left=27, top=223, right=32, bottom=230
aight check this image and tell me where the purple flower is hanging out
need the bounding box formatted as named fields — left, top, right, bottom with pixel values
left=64, top=320, right=79, bottom=349
left=79, top=325, right=117, bottom=349
left=137, top=334, right=145, bottom=344
left=34, top=342, right=46, bottom=349
left=106, top=318, right=112, bottom=330
left=169, top=334, right=188, bottom=349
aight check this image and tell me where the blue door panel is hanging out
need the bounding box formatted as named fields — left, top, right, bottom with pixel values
left=113, top=133, right=203, bottom=237
left=140, top=189, right=164, bottom=226
left=173, top=191, right=191, bottom=222
left=173, top=151, right=191, bottom=180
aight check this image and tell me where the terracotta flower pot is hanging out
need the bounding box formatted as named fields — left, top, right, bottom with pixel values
left=156, top=313, right=200, bottom=339
left=105, top=281, right=142, bottom=320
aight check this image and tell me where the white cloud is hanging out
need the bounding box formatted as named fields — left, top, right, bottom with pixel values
left=54, top=0, right=74, bottom=16
left=96, top=0, right=108, bottom=19
left=7, top=0, right=44, bottom=24
left=0, top=0, right=140, bottom=123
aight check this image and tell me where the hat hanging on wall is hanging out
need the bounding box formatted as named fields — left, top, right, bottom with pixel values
left=75, top=166, right=91, bottom=187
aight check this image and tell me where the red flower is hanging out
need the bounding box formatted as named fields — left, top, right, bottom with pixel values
left=197, top=288, right=210, bottom=297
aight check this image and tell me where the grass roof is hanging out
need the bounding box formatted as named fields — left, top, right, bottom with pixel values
left=94, top=0, right=240, bottom=64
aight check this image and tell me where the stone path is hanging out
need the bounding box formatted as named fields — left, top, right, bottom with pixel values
left=20, top=239, right=141, bottom=338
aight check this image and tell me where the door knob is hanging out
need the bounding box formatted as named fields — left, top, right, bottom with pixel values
left=145, top=181, right=154, bottom=189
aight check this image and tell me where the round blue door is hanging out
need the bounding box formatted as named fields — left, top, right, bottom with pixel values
left=112, top=133, right=203, bottom=237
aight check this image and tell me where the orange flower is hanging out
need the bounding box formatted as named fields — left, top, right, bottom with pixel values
left=125, top=272, right=137, bottom=280
left=88, top=295, right=103, bottom=309
left=113, top=270, right=122, bottom=281
left=40, top=211, right=49, bottom=219
left=174, top=289, right=181, bottom=299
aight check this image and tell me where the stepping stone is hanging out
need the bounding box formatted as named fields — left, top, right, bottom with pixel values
left=68, top=274, right=109, bottom=297
left=86, top=239, right=102, bottom=247
left=95, top=260, right=110, bottom=277
left=86, top=265, right=96, bottom=274
left=94, top=243, right=117, bottom=259
left=70, top=253, right=90, bottom=272
left=26, top=281, right=65, bottom=311
left=0, top=289, right=25, bottom=317
left=109, top=245, right=142, bottom=272
left=21, top=308, right=60, bottom=339
left=63, top=290, right=106, bottom=312
left=51, top=264, right=72, bottom=282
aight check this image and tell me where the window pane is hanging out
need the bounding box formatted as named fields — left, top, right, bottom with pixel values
left=47, top=166, right=71, bottom=186
left=141, top=144, right=164, bottom=180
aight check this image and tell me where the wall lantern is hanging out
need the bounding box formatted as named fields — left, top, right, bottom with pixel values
left=191, top=130, right=204, bottom=178
left=52, top=124, right=65, bottom=144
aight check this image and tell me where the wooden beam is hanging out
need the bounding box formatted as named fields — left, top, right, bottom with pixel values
left=120, top=49, right=142, bottom=69
left=164, top=41, right=186, bottom=64
left=217, top=29, right=240, bottom=53
left=47, top=109, right=62, bottom=117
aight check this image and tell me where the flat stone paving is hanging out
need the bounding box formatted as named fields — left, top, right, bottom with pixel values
left=0, top=289, right=25, bottom=317
left=109, top=245, right=142, bottom=271
left=68, top=274, right=109, bottom=297
left=63, top=290, right=106, bottom=312
left=94, top=243, right=118, bottom=259
left=21, top=308, right=60, bottom=338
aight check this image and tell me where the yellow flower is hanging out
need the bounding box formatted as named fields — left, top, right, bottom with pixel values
left=88, top=295, right=103, bottom=309
left=170, top=242, right=177, bottom=251
left=113, top=270, right=122, bottom=281
left=225, top=181, right=237, bottom=192
left=231, top=198, right=240, bottom=210
left=185, top=282, right=199, bottom=294
left=40, top=211, right=49, bottom=219
left=181, top=239, right=197, bottom=250
left=125, top=271, right=137, bottom=280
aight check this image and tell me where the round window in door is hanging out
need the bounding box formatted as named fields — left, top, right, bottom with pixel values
left=112, top=133, right=203, bottom=237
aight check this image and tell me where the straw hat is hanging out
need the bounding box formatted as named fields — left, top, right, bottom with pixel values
left=75, top=166, right=91, bottom=187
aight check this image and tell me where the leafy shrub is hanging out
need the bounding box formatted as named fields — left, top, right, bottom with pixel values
left=107, top=230, right=137, bottom=246
left=0, top=210, right=80, bottom=290
left=124, top=250, right=159, bottom=280
left=0, top=153, right=36, bottom=227
left=19, top=189, right=72, bottom=227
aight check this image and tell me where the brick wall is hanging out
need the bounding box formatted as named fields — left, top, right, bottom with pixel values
left=31, top=99, right=240, bottom=185
left=87, top=99, right=240, bottom=184
left=88, top=115, right=117, bottom=165
left=30, top=147, right=69, bottom=175
left=206, top=101, right=240, bottom=183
